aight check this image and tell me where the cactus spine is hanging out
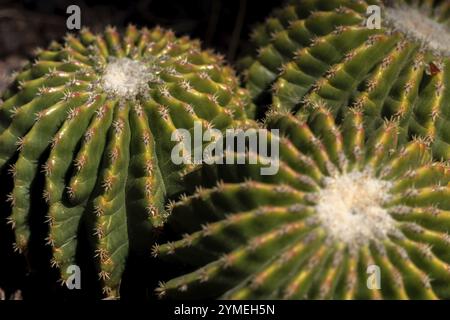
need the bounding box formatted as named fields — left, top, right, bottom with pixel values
left=155, top=100, right=450, bottom=299
left=242, top=0, right=450, bottom=160
left=0, top=25, right=251, bottom=297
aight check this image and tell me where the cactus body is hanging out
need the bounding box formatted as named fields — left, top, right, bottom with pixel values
left=155, top=101, right=450, bottom=299
left=0, top=26, right=250, bottom=297
left=243, top=0, right=450, bottom=160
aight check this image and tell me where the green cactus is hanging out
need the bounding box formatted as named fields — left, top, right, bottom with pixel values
left=154, top=100, right=450, bottom=299
left=242, top=0, right=450, bottom=160
left=0, top=25, right=251, bottom=297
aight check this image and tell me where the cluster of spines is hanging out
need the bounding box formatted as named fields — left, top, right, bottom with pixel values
left=242, top=0, right=450, bottom=160
left=154, top=101, right=450, bottom=299
left=0, top=25, right=251, bottom=297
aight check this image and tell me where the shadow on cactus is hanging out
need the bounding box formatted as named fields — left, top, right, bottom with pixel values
left=241, top=0, right=450, bottom=160
left=155, top=100, right=450, bottom=299
left=0, top=25, right=251, bottom=297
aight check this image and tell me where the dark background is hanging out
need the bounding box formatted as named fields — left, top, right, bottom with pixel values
left=0, top=0, right=282, bottom=300
left=0, top=0, right=281, bottom=91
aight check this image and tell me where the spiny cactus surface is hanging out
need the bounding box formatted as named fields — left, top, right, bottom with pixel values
left=155, top=101, right=450, bottom=299
left=0, top=25, right=251, bottom=297
left=243, top=0, right=450, bottom=160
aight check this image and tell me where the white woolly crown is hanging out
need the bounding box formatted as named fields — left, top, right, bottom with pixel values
left=315, top=170, right=396, bottom=248
left=100, top=57, right=153, bottom=99
left=385, top=5, right=450, bottom=56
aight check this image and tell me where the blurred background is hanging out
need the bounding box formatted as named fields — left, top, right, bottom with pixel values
left=0, top=0, right=281, bottom=300
left=0, top=0, right=280, bottom=91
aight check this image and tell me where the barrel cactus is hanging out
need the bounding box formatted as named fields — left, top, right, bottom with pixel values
left=0, top=25, right=251, bottom=297
left=154, top=100, right=450, bottom=299
left=242, top=0, right=450, bottom=160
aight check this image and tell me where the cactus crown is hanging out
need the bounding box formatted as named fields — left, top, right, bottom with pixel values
left=384, top=4, right=450, bottom=57
left=315, top=170, right=395, bottom=247
left=100, top=57, right=156, bottom=99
